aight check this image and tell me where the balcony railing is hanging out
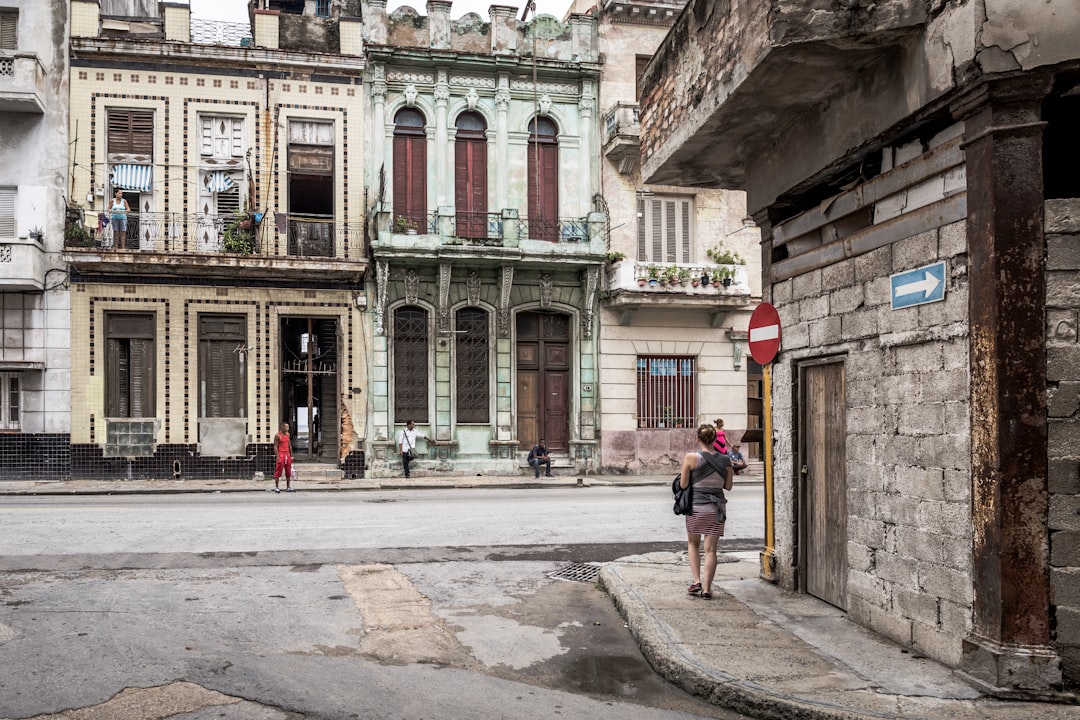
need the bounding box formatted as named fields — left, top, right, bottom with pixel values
left=606, top=259, right=751, bottom=296
left=190, top=18, right=253, bottom=47
left=518, top=217, right=589, bottom=243
left=64, top=211, right=363, bottom=260
left=454, top=212, right=502, bottom=242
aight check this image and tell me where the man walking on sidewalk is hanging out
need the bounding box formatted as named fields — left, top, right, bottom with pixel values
left=528, top=439, right=553, bottom=478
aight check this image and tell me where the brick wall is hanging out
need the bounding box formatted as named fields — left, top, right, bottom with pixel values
left=771, top=204, right=972, bottom=665
left=1045, top=198, right=1080, bottom=685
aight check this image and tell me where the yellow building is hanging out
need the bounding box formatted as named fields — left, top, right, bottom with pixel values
left=65, top=0, right=368, bottom=479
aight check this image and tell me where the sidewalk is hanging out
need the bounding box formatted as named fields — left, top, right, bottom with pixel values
left=601, top=551, right=1077, bottom=720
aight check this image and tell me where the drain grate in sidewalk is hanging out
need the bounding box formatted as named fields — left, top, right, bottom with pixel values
left=549, top=563, right=601, bottom=583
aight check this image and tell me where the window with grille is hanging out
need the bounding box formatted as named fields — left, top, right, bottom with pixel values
left=315, top=0, right=330, bottom=16
left=637, top=195, right=692, bottom=263
left=0, top=373, right=19, bottom=431
left=199, top=315, right=246, bottom=418
left=0, top=188, right=14, bottom=238
left=637, top=356, right=696, bottom=429
left=455, top=307, right=489, bottom=423
left=106, top=313, right=156, bottom=418
left=107, top=109, right=154, bottom=157
left=393, top=306, right=429, bottom=421
left=0, top=11, right=16, bottom=50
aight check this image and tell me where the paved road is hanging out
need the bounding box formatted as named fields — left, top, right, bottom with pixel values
left=0, top=487, right=764, bottom=720
left=0, top=485, right=766, bottom=556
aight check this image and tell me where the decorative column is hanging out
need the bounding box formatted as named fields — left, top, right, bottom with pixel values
left=952, top=75, right=1065, bottom=698
left=371, top=64, right=387, bottom=190
left=495, top=74, right=510, bottom=212
left=434, top=69, right=450, bottom=209
left=578, top=82, right=595, bottom=216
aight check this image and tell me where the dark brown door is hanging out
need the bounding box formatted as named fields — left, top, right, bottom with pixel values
left=527, top=118, right=558, bottom=241
left=455, top=112, right=488, bottom=238
left=393, top=108, right=427, bottom=229
left=800, top=360, right=847, bottom=609
left=516, top=311, right=570, bottom=451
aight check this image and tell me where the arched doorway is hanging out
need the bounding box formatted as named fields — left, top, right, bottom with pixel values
left=516, top=310, right=570, bottom=451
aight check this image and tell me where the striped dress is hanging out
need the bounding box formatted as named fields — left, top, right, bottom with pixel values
left=685, top=452, right=729, bottom=537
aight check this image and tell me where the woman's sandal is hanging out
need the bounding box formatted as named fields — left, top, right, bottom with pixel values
left=700, top=591, right=713, bottom=600
left=687, top=582, right=702, bottom=596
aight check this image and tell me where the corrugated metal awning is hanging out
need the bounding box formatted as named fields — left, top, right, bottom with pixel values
left=111, top=164, right=153, bottom=193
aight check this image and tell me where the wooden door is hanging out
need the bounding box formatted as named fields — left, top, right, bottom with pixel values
left=516, top=311, right=570, bottom=451
left=454, top=128, right=487, bottom=238
left=800, top=360, right=847, bottom=609
left=527, top=119, right=559, bottom=241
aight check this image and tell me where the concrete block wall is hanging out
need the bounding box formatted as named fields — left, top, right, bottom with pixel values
left=1045, top=198, right=1080, bottom=685
left=772, top=212, right=971, bottom=667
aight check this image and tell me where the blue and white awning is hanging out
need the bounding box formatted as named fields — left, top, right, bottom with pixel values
left=206, top=170, right=235, bottom=193
left=111, top=164, right=153, bottom=193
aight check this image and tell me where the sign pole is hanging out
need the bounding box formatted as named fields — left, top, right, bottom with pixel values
left=760, top=362, right=776, bottom=581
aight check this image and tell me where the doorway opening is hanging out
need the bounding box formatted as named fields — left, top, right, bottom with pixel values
left=516, top=310, right=570, bottom=452
left=280, top=317, right=339, bottom=462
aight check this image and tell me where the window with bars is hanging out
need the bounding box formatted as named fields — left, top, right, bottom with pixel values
left=0, top=188, right=14, bottom=238
left=637, top=356, right=696, bottom=429
left=393, top=306, right=429, bottom=421
left=0, top=372, right=19, bottom=431
left=106, top=313, right=156, bottom=418
left=107, top=109, right=154, bottom=157
left=0, top=10, right=16, bottom=50
left=455, top=307, right=489, bottom=423
left=637, top=195, right=692, bottom=263
left=315, top=0, right=331, bottom=16
left=199, top=315, right=246, bottom=418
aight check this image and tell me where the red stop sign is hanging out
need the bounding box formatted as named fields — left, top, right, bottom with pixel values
left=748, top=303, right=782, bottom=365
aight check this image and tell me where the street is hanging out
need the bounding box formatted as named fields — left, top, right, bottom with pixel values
left=0, top=485, right=764, bottom=720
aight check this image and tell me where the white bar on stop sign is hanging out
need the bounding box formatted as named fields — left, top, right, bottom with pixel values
left=749, top=325, right=779, bottom=343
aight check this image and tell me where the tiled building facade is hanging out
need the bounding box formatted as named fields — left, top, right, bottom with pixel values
left=64, top=0, right=368, bottom=479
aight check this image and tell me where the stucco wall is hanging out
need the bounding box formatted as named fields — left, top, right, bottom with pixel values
left=769, top=146, right=972, bottom=666
left=1045, top=198, right=1080, bottom=685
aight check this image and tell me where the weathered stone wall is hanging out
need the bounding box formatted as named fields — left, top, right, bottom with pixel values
left=769, top=147, right=972, bottom=666
left=1045, top=198, right=1080, bottom=685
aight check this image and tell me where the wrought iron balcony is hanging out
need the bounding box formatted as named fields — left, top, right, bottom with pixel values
left=63, top=211, right=366, bottom=281
left=0, top=53, right=47, bottom=113
left=518, top=216, right=589, bottom=243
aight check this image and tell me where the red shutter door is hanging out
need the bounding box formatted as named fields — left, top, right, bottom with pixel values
left=393, top=135, right=427, bottom=229
left=528, top=142, right=558, bottom=241
left=455, top=137, right=487, bottom=238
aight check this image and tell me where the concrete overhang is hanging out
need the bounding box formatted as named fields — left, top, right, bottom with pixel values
left=639, top=0, right=928, bottom=196
left=63, top=250, right=367, bottom=285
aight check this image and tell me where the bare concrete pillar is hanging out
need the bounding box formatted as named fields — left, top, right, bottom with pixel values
left=952, top=75, right=1066, bottom=699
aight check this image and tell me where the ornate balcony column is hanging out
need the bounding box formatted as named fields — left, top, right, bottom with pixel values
left=495, top=74, right=510, bottom=212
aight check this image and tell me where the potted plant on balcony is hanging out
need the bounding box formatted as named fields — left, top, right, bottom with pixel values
left=223, top=214, right=256, bottom=254
left=606, top=250, right=626, bottom=265
left=393, top=215, right=416, bottom=234
left=713, top=266, right=735, bottom=288
left=678, top=267, right=691, bottom=286
left=661, top=265, right=678, bottom=286
left=706, top=245, right=745, bottom=266
left=647, top=265, right=660, bottom=286
left=690, top=268, right=701, bottom=288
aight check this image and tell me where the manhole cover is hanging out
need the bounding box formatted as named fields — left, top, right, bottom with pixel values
left=550, top=563, right=601, bottom=583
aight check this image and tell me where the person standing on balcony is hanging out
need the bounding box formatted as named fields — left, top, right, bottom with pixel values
left=110, top=190, right=130, bottom=249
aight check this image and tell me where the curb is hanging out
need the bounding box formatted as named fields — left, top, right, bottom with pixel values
left=599, top=562, right=907, bottom=720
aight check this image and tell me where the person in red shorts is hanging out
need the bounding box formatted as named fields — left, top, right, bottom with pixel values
left=273, top=422, right=294, bottom=493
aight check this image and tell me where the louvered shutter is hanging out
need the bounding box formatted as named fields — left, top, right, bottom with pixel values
left=200, top=117, right=213, bottom=156
left=231, top=118, right=244, bottom=157
left=542, top=144, right=558, bottom=237
left=408, top=136, right=426, bottom=225
left=680, top=199, right=691, bottom=263
left=106, top=339, right=126, bottom=417
left=637, top=195, right=646, bottom=260
left=454, top=139, right=469, bottom=235
left=0, top=11, right=16, bottom=50
left=0, top=189, right=14, bottom=237
left=650, top=199, right=661, bottom=259
left=108, top=109, right=154, bottom=157
left=665, top=200, right=676, bottom=262
left=129, top=338, right=153, bottom=418
left=392, top=135, right=409, bottom=220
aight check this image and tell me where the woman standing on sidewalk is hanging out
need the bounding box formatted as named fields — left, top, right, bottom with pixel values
left=679, top=423, right=733, bottom=599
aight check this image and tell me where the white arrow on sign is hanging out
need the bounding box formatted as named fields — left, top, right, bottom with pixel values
left=894, top=271, right=940, bottom=299
left=749, top=324, right=779, bottom=343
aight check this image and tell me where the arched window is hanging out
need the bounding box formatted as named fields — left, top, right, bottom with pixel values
left=393, top=305, right=429, bottom=421
left=527, top=117, right=559, bottom=241
left=455, top=307, right=489, bottom=423
left=454, top=112, right=488, bottom=239
left=393, top=108, right=427, bottom=231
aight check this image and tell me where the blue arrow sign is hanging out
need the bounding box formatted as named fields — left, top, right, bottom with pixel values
left=890, top=262, right=946, bottom=310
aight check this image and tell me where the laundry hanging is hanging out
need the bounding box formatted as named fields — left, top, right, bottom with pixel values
left=206, top=170, right=235, bottom=193
left=111, top=164, right=153, bottom=193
